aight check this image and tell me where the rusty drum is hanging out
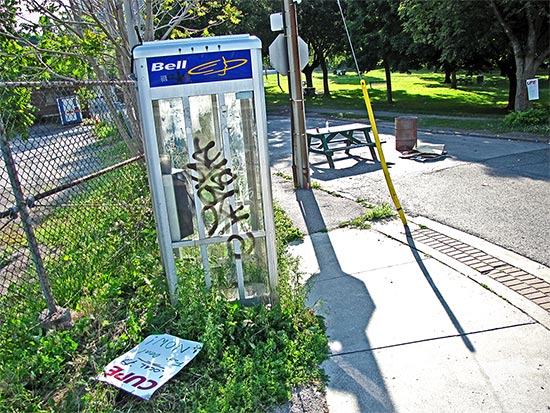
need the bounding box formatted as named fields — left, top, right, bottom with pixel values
left=395, top=116, right=417, bottom=151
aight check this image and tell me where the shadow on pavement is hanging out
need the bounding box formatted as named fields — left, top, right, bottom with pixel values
left=310, top=155, right=384, bottom=181
left=295, top=189, right=395, bottom=412
left=404, top=226, right=476, bottom=352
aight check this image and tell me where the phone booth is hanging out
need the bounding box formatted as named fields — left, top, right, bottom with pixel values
left=133, top=35, right=278, bottom=305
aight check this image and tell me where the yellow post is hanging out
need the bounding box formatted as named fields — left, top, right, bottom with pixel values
left=360, top=79, right=408, bottom=227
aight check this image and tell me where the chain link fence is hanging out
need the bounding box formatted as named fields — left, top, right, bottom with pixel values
left=0, top=80, right=148, bottom=319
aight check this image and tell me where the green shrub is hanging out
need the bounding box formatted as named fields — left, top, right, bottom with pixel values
left=273, top=203, right=304, bottom=247
left=503, top=109, right=549, bottom=127
left=0, top=164, right=327, bottom=413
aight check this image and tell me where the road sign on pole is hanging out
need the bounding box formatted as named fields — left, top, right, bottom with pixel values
left=269, top=34, right=309, bottom=75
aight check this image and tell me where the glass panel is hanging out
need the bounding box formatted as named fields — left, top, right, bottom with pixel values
left=187, top=94, right=264, bottom=239
left=153, top=98, right=189, bottom=168
left=209, top=237, right=269, bottom=303
left=157, top=92, right=271, bottom=303
left=225, top=92, right=264, bottom=233
left=153, top=98, right=196, bottom=241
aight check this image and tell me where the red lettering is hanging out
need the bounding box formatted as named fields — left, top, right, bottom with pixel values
left=124, top=375, right=147, bottom=387
left=114, top=371, right=133, bottom=381
left=105, top=366, right=124, bottom=377
left=137, top=379, right=158, bottom=390
left=103, top=364, right=158, bottom=391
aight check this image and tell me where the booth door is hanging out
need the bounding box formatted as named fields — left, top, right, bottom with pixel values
left=153, top=92, right=270, bottom=302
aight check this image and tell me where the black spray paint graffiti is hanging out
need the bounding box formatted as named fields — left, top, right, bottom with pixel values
left=187, top=137, right=254, bottom=252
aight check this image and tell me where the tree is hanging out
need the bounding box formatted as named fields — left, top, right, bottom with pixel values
left=297, top=0, right=346, bottom=97
left=489, top=0, right=550, bottom=111
left=224, top=0, right=276, bottom=57
left=399, top=0, right=498, bottom=89
left=399, top=0, right=549, bottom=111
left=0, top=0, right=241, bottom=151
left=346, top=0, right=424, bottom=103
left=0, top=0, right=38, bottom=138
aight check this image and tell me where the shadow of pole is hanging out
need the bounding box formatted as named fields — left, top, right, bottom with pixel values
left=404, top=225, right=476, bottom=352
left=295, top=188, right=395, bottom=412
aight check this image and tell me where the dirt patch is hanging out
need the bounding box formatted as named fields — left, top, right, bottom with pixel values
left=273, top=384, right=329, bottom=413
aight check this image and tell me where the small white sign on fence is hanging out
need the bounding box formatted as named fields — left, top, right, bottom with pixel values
left=526, top=78, right=539, bottom=101
left=97, top=334, right=203, bottom=400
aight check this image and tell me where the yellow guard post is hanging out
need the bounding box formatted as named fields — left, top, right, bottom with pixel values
left=360, top=79, right=408, bottom=227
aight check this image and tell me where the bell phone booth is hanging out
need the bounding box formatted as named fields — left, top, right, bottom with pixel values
left=133, top=35, right=278, bottom=305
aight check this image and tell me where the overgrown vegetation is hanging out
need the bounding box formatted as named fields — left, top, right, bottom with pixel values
left=0, top=163, right=327, bottom=412
left=340, top=202, right=396, bottom=229
left=503, top=108, right=549, bottom=132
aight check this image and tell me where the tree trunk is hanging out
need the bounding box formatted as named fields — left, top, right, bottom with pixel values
left=383, top=59, right=393, bottom=104
left=513, top=58, right=536, bottom=111
left=443, top=63, right=452, bottom=84
left=490, top=0, right=550, bottom=112
left=320, top=58, right=330, bottom=97
left=507, top=70, right=517, bottom=111
left=302, top=64, right=314, bottom=88
left=496, top=58, right=516, bottom=110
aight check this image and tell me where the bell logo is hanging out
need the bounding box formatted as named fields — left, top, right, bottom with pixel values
left=151, top=60, right=187, bottom=72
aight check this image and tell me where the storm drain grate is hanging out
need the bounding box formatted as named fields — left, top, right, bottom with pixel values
left=412, top=228, right=550, bottom=313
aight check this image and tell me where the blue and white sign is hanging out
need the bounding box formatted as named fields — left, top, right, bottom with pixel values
left=147, top=49, right=252, bottom=88
left=526, top=78, right=539, bottom=101
left=57, top=96, right=82, bottom=125
left=97, top=334, right=203, bottom=400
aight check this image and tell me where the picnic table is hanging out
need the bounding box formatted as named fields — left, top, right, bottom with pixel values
left=306, top=122, right=381, bottom=168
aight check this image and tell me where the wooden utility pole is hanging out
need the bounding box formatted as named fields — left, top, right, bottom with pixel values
left=283, top=0, right=310, bottom=189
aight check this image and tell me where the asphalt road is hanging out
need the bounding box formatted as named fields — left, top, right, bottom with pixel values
left=267, top=114, right=550, bottom=267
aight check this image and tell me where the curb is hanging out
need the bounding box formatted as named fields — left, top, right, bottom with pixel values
left=372, top=217, right=550, bottom=331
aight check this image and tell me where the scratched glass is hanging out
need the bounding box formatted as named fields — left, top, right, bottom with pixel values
left=154, top=98, right=197, bottom=241
left=225, top=92, right=264, bottom=233
left=153, top=98, right=189, bottom=170
left=186, top=92, right=269, bottom=301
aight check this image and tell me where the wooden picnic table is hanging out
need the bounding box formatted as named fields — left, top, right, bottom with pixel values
left=306, top=122, right=380, bottom=168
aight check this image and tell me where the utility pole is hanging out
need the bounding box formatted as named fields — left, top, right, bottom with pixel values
left=123, top=0, right=140, bottom=49
left=283, top=0, right=310, bottom=189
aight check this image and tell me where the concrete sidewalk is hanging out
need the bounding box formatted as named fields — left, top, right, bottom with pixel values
left=271, top=177, right=550, bottom=413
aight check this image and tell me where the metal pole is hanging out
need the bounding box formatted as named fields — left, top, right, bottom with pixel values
left=0, top=118, right=58, bottom=314
left=283, top=0, right=310, bottom=189
left=123, top=0, right=140, bottom=49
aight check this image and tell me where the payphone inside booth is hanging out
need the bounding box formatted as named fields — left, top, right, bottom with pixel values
left=133, top=35, right=278, bottom=305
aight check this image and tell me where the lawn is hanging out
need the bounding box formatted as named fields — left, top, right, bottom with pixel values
left=264, top=68, right=550, bottom=134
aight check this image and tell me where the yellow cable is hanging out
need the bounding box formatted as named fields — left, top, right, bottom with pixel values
left=360, top=79, right=408, bottom=226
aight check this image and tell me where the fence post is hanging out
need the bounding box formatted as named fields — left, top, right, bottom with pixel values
left=0, top=117, right=71, bottom=329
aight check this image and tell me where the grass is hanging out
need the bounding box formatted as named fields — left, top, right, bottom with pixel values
left=265, top=69, right=550, bottom=134
left=0, top=160, right=326, bottom=412
left=339, top=202, right=396, bottom=230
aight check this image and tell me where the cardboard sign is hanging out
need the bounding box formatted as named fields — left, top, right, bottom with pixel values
left=526, top=78, right=539, bottom=101
left=97, top=334, right=202, bottom=400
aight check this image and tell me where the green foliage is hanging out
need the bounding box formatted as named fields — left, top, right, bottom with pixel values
left=35, top=16, right=97, bottom=80
left=159, top=266, right=327, bottom=412
left=0, top=163, right=326, bottom=412
left=503, top=109, right=549, bottom=127
left=273, top=203, right=304, bottom=246
left=0, top=246, right=14, bottom=268
left=0, top=39, right=37, bottom=139
left=340, top=202, right=396, bottom=229
left=93, top=121, right=119, bottom=142
left=0, top=86, right=35, bottom=140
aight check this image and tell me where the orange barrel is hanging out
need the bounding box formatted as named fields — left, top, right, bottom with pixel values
left=395, top=116, right=417, bottom=151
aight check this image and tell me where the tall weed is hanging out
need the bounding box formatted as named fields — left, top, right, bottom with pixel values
left=0, top=164, right=327, bottom=413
